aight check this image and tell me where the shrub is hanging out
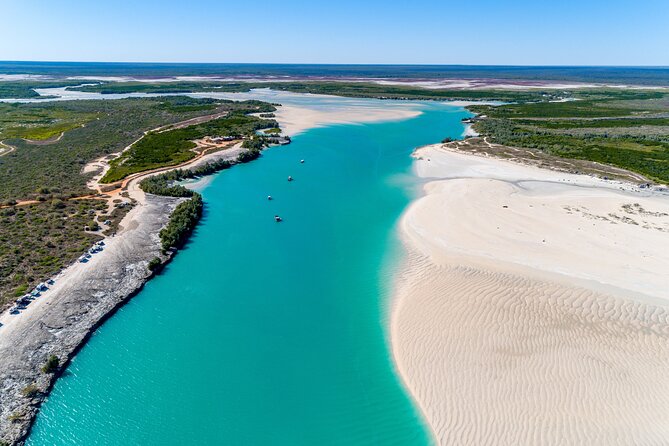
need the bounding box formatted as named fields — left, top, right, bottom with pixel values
left=41, top=355, right=59, bottom=374
left=159, top=194, right=203, bottom=253
left=21, top=383, right=40, bottom=398
left=148, top=257, right=162, bottom=272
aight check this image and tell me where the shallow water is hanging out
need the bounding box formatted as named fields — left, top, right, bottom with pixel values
left=27, top=100, right=469, bottom=445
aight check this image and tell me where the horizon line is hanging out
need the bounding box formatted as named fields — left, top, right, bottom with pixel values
left=1, top=60, right=669, bottom=69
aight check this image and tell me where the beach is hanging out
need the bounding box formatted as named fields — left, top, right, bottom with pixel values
left=392, top=144, right=669, bottom=444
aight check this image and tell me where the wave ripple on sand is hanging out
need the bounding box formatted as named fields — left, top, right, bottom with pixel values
left=394, top=254, right=669, bottom=445
left=392, top=145, right=669, bottom=445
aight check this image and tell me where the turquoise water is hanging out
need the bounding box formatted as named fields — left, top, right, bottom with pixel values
left=28, top=102, right=469, bottom=445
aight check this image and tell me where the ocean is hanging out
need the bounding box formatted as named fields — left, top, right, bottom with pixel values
left=2, top=61, right=669, bottom=85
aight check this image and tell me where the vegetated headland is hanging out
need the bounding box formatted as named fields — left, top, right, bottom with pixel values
left=0, top=93, right=285, bottom=444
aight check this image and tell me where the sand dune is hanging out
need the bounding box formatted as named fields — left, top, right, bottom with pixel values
left=392, top=144, right=669, bottom=445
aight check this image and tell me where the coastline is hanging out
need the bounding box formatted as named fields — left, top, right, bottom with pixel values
left=391, top=144, right=669, bottom=444
left=0, top=140, right=251, bottom=445
left=0, top=100, right=429, bottom=445
left=0, top=191, right=181, bottom=444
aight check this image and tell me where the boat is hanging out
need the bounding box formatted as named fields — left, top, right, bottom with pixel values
left=267, top=195, right=272, bottom=200
left=274, top=215, right=282, bottom=222
left=287, top=176, right=293, bottom=182
left=300, top=159, right=304, bottom=164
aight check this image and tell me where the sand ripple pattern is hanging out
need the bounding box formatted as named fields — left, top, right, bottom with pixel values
left=393, top=252, right=669, bottom=446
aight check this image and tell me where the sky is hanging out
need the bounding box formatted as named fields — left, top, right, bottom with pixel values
left=1, top=0, right=668, bottom=65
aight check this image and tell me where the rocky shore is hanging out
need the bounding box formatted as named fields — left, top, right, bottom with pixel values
left=0, top=193, right=181, bottom=445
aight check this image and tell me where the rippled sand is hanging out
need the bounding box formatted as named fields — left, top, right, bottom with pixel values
left=393, top=255, right=669, bottom=445
left=392, top=144, right=669, bottom=445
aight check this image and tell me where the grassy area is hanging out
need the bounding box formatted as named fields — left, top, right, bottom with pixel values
left=0, top=199, right=112, bottom=308
left=102, top=104, right=276, bottom=183
left=0, top=103, right=97, bottom=141
left=0, top=97, right=250, bottom=202
left=470, top=90, right=669, bottom=183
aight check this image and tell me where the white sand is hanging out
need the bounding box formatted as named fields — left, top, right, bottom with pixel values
left=392, top=144, right=669, bottom=445
left=274, top=102, right=420, bottom=136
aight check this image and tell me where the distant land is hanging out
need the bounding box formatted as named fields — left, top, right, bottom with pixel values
left=1, top=61, right=669, bottom=86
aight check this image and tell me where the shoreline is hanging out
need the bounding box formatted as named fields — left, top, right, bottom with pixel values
left=0, top=137, right=253, bottom=445
left=391, top=143, right=669, bottom=444
left=0, top=100, right=431, bottom=445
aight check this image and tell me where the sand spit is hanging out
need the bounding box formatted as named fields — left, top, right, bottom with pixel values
left=392, top=144, right=669, bottom=445
left=274, top=102, right=420, bottom=137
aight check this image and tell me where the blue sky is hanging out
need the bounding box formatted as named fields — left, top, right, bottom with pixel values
left=2, top=0, right=668, bottom=65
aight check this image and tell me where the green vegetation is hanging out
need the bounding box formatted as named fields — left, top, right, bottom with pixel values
left=69, top=81, right=253, bottom=95
left=70, top=80, right=565, bottom=102
left=0, top=96, right=278, bottom=310
left=0, top=199, right=117, bottom=308
left=0, top=103, right=97, bottom=141
left=140, top=159, right=232, bottom=196
left=0, top=97, right=249, bottom=202
left=101, top=101, right=276, bottom=183
left=41, top=355, right=60, bottom=374
left=154, top=96, right=220, bottom=113
left=139, top=146, right=265, bottom=256
left=0, top=81, right=81, bottom=99
left=148, top=257, right=162, bottom=272
left=469, top=90, right=669, bottom=183
left=159, top=194, right=203, bottom=253
left=511, top=117, right=669, bottom=129
left=139, top=147, right=262, bottom=198
left=20, top=384, right=40, bottom=398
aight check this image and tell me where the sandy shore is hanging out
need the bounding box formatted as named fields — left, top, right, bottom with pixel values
left=274, top=101, right=421, bottom=136
left=392, top=144, right=669, bottom=445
